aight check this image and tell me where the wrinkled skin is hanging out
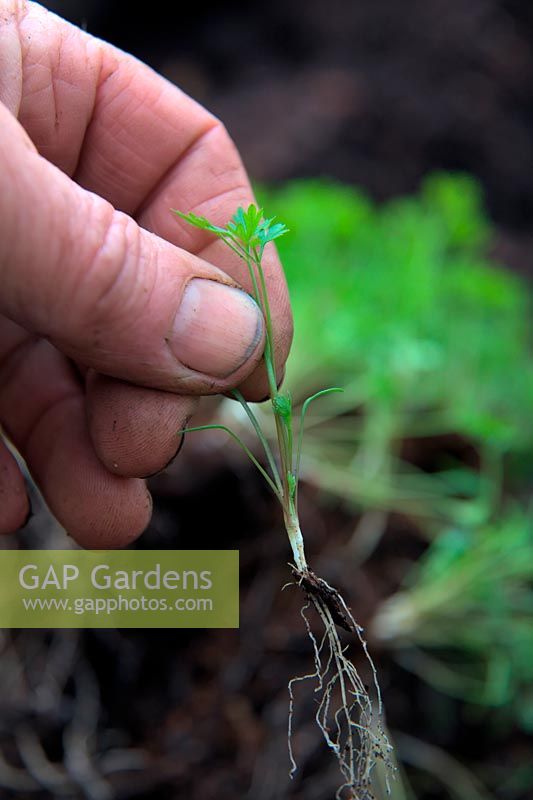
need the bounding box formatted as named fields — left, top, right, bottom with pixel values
left=0, top=1, right=293, bottom=546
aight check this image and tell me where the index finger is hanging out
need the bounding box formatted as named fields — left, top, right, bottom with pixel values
left=134, top=125, right=292, bottom=400
left=11, top=2, right=292, bottom=398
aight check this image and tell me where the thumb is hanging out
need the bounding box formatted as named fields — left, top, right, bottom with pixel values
left=0, top=109, right=264, bottom=394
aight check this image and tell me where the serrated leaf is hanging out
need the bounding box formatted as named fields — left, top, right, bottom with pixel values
left=258, top=221, right=290, bottom=246
left=171, top=209, right=227, bottom=236
left=226, top=204, right=265, bottom=246
left=173, top=203, right=289, bottom=254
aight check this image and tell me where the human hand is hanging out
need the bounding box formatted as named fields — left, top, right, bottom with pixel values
left=0, top=2, right=292, bottom=546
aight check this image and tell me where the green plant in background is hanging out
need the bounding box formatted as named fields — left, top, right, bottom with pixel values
left=172, top=205, right=394, bottom=800
left=258, top=174, right=533, bottom=527
left=373, top=507, right=533, bottom=729
left=172, top=175, right=532, bottom=794
left=254, top=175, right=533, bottom=737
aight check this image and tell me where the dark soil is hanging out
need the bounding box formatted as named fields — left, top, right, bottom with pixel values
left=48, top=0, right=533, bottom=275
left=5, top=453, right=530, bottom=800
left=8, top=1, right=533, bottom=798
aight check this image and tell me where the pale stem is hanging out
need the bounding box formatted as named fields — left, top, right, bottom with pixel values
left=284, top=509, right=308, bottom=572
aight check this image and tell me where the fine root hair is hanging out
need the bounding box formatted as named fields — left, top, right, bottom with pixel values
left=288, top=571, right=394, bottom=799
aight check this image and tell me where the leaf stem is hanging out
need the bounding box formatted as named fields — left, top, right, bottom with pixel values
left=180, top=424, right=282, bottom=500
left=294, top=388, right=344, bottom=506
left=247, top=248, right=279, bottom=398
left=231, top=389, right=283, bottom=496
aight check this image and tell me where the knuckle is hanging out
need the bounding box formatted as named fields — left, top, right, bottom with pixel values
left=183, top=123, right=253, bottom=225
left=195, top=121, right=246, bottom=184
left=68, top=203, right=145, bottom=333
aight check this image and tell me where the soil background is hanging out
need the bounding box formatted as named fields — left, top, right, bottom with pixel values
left=6, top=2, right=533, bottom=799
left=46, top=0, right=533, bottom=276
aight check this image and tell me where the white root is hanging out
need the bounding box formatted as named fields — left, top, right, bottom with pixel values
left=288, top=574, right=395, bottom=799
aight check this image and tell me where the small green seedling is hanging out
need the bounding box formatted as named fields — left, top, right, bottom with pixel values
left=172, top=204, right=393, bottom=799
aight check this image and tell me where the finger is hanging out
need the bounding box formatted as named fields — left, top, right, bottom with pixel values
left=0, top=105, right=265, bottom=396
left=3, top=2, right=292, bottom=400
left=136, top=129, right=293, bottom=400
left=0, top=436, right=30, bottom=534
left=86, top=372, right=199, bottom=478
left=0, top=316, right=151, bottom=547
left=7, top=1, right=215, bottom=209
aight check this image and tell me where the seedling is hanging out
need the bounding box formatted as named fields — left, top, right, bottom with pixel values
left=172, top=204, right=393, bottom=799
left=252, top=177, right=533, bottom=749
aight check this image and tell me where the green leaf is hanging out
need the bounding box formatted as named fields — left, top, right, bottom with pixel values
left=179, top=423, right=282, bottom=500
left=257, top=220, right=290, bottom=248
left=171, top=209, right=227, bottom=236
left=226, top=204, right=265, bottom=246
left=173, top=204, right=288, bottom=255
left=295, top=387, right=344, bottom=487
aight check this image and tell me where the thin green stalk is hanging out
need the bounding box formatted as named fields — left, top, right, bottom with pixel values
left=173, top=203, right=393, bottom=797
left=247, top=249, right=278, bottom=397
left=252, top=249, right=277, bottom=370
left=231, top=389, right=283, bottom=496
left=294, top=388, right=344, bottom=507
left=220, top=236, right=254, bottom=273
left=180, top=424, right=282, bottom=500
left=240, top=246, right=263, bottom=308
left=245, top=252, right=279, bottom=396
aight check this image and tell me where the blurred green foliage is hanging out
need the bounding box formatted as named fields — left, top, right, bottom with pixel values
left=259, top=175, right=533, bottom=522
left=374, top=507, right=533, bottom=732
left=262, top=174, right=532, bottom=455
left=258, top=175, right=533, bottom=732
